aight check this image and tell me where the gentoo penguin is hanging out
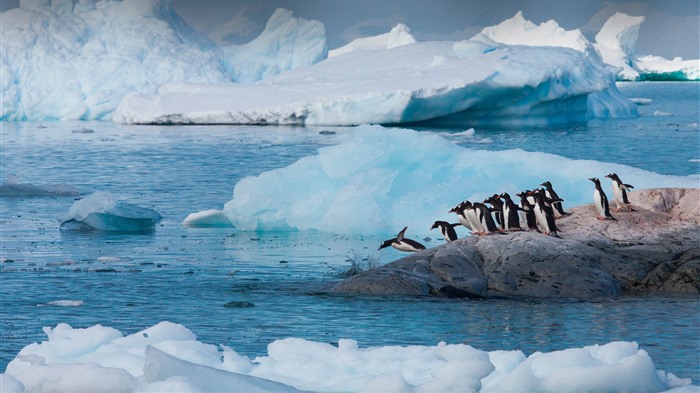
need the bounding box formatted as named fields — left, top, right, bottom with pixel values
left=500, top=192, right=523, bottom=232
left=449, top=201, right=475, bottom=234
left=540, top=181, right=569, bottom=217
left=483, top=194, right=504, bottom=229
left=431, top=221, right=460, bottom=242
left=588, top=178, right=616, bottom=221
left=472, top=202, right=501, bottom=235
left=516, top=191, right=541, bottom=232
left=530, top=190, right=560, bottom=237
left=534, top=188, right=558, bottom=219
left=604, top=173, right=635, bottom=212
left=379, top=227, right=426, bottom=252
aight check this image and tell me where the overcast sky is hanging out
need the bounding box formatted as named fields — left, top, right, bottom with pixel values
left=2, top=0, right=698, bottom=58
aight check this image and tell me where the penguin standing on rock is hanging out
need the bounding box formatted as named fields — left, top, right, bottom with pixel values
left=589, top=178, right=616, bottom=221
left=516, top=191, right=541, bottom=232
left=540, top=181, right=569, bottom=217
left=449, top=201, right=477, bottom=234
left=379, top=227, right=426, bottom=252
left=500, top=192, right=523, bottom=232
left=605, top=173, right=636, bottom=212
left=484, top=194, right=504, bottom=229
left=530, top=190, right=561, bottom=237
left=431, top=221, right=460, bottom=242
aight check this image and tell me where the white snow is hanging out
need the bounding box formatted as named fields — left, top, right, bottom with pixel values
left=217, top=125, right=697, bottom=236
left=328, top=23, right=416, bottom=57
left=113, top=39, right=637, bottom=126
left=0, top=2, right=324, bottom=120
left=472, top=11, right=597, bottom=56
left=59, top=191, right=162, bottom=232
left=2, top=321, right=695, bottom=393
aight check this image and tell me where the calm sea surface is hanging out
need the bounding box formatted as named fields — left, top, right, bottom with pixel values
left=1, top=82, right=698, bottom=380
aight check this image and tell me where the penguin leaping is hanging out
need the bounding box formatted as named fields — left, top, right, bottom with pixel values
left=379, top=227, right=426, bottom=252
left=589, top=178, right=616, bottom=221
left=605, top=173, right=636, bottom=212
left=431, top=221, right=460, bottom=242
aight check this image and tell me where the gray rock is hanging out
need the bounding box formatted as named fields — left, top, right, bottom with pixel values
left=331, top=188, right=699, bottom=298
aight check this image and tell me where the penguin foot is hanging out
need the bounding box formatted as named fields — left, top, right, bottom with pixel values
left=596, top=216, right=605, bottom=221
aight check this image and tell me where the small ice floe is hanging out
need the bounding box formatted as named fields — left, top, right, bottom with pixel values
left=689, top=159, right=700, bottom=163
left=71, top=128, right=95, bottom=134
left=183, top=209, right=234, bottom=228
left=629, top=97, right=652, bottom=105
left=440, top=128, right=494, bottom=144
left=0, top=175, right=80, bottom=197
left=59, top=191, right=162, bottom=232
left=96, top=256, right=131, bottom=262
left=37, top=300, right=84, bottom=307
left=653, top=110, right=672, bottom=116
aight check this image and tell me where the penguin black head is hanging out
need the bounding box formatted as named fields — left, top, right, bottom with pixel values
left=378, top=239, right=394, bottom=250
left=605, top=173, right=620, bottom=182
left=540, top=181, right=552, bottom=188
left=589, top=177, right=600, bottom=183
left=500, top=192, right=510, bottom=199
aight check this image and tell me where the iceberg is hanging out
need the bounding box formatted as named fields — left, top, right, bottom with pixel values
left=221, top=8, right=328, bottom=83
left=114, top=38, right=637, bottom=126
left=594, top=12, right=699, bottom=81
left=328, top=23, right=416, bottom=57
left=59, top=191, right=162, bottom=232
left=2, top=321, right=695, bottom=392
left=471, top=11, right=598, bottom=57
left=0, top=1, right=325, bottom=121
left=219, top=125, right=697, bottom=236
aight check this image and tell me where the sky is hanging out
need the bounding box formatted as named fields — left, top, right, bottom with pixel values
left=1, top=0, right=699, bottom=59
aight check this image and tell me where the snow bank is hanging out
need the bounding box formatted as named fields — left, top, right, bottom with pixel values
left=0, top=2, right=326, bottom=120
left=472, top=11, right=596, bottom=56
left=222, top=8, right=327, bottom=83
left=59, top=191, right=162, bottom=232
left=329, top=23, right=416, bottom=57
left=2, top=321, right=694, bottom=393
left=219, top=125, right=697, bottom=236
left=114, top=38, right=636, bottom=126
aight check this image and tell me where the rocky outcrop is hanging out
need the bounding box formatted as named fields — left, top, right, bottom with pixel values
left=331, top=188, right=700, bottom=298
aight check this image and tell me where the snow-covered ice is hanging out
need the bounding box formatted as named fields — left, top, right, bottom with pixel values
left=59, top=191, right=162, bottom=232
left=1, top=321, right=695, bottom=393
left=114, top=39, right=636, bottom=126
left=328, top=23, right=416, bottom=58
left=214, top=125, right=698, bottom=236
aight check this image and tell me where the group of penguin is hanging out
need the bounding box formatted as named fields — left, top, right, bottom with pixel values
left=379, top=172, right=635, bottom=253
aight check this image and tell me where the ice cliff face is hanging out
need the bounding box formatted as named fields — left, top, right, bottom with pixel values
left=594, top=12, right=646, bottom=80
left=0, top=1, right=326, bottom=120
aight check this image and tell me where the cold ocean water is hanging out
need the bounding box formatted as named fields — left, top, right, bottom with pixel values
left=1, top=82, right=698, bottom=380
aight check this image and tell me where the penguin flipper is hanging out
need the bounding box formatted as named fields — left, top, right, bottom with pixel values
left=397, top=227, right=407, bottom=242
left=450, top=223, right=461, bottom=228
left=622, top=184, right=634, bottom=190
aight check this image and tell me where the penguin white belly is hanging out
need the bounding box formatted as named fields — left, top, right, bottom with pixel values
left=611, top=183, right=624, bottom=207
left=457, top=215, right=473, bottom=231
left=502, top=205, right=511, bottom=230
left=466, top=210, right=483, bottom=233
left=392, top=241, right=418, bottom=252
left=593, top=190, right=605, bottom=216
left=533, top=205, right=550, bottom=232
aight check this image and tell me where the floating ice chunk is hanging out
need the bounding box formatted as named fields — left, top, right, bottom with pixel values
left=653, top=110, right=673, bottom=116
left=3, top=321, right=695, bottom=392
left=0, top=175, right=80, bottom=197
left=329, top=23, right=416, bottom=58
left=59, top=191, right=162, bottom=232
left=37, top=300, right=84, bottom=307
left=630, top=97, right=652, bottom=105
left=183, top=209, right=234, bottom=228
left=222, top=125, right=696, bottom=236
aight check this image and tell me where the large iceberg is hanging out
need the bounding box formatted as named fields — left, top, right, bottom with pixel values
left=114, top=38, right=637, bottom=126
left=221, top=8, right=327, bottom=84
left=2, top=321, right=694, bottom=392
left=0, top=1, right=325, bottom=120
left=220, top=125, right=697, bottom=236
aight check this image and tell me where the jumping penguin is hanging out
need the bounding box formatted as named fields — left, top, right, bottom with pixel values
left=500, top=192, right=523, bottom=232
left=605, top=173, right=635, bottom=212
left=589, top=177, right=616, bottom=221
left=540, top=181, right=569, bottom=217
left=431, top=221, right=460, bottom=242
left=530, top=190, right=561, bottom=237
left=379, top=227, right=426, bottom=252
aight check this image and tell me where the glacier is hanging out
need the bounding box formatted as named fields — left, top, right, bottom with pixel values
left=215, top=125, right=697, bottom=236
left=0, top=1, right=324, bottom=121
left=328, top=23, right=416, bottom=57
left=2, top=321, right=695, bottom=393
left=113, top=39, right=637, bottom=126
